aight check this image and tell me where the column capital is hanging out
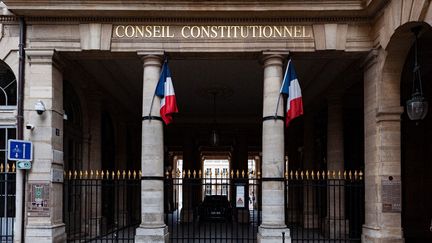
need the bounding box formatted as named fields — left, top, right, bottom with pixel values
left=25, top=48, right=65, bottom=71
left=260, top=50, right=289, bottom=67
left=137, top=51, right=164, bottom=65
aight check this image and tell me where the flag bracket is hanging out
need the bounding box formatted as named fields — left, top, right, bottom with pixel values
left=262, top=116, right=284, bottom=121
left=142, top=116, right=163, bottom=121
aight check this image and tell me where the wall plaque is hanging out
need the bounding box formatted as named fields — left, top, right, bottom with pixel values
left=28, top=183, right=50, bottom=216
left=381, top=176, right=401, bottom=213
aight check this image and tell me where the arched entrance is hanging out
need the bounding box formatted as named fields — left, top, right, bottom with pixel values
left=400, top=25, right=432, bottom=242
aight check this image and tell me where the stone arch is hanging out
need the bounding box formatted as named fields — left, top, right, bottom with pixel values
left=380, top=21, right=432, bottom=111
left=0, top=60, right=17, bottom=106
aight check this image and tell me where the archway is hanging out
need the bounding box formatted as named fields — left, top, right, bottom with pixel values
left=400, top=25, right=432, bottom=242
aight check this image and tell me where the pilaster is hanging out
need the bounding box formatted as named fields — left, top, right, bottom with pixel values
left=362, top=49, right=404, bottom=243
left=24, top=49, right=66, bottom=243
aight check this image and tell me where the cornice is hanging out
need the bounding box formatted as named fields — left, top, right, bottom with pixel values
left=20, top=16, right=372, bottom=24
left=2, top=0, right=387, bottom=20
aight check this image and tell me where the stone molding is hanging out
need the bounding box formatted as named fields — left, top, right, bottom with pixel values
left=25, top=49, right=65, bottom=71
left=3, top=0, right=388, bottom=19
left=375, top=106, right=404, bottom=122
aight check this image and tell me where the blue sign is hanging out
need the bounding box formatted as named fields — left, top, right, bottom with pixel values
left=8, top=139, right=33, bottom=161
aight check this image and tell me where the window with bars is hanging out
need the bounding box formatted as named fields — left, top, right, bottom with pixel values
left=0, top=126, right=16, bottom=218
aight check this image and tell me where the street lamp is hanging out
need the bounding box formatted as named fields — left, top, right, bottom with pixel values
left=406, top=26, right=428, bottom=121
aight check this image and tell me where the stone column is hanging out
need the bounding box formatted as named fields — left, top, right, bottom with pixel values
left=361, top=50, right=404, bottom=243
left=257, top=53, right=290, bottom=243
left=135, top=53, right=168, bottom=243
left=24, top=49, right=66, bottom=242
left=325, top=96, right=349, bottom=237
left=302, top=113, right=318, bottom=228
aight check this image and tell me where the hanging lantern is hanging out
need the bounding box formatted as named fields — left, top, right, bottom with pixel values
left=406, top=26, right=428, bottom=121
left=407, top=92, right=428, bottom=120
left=210, top=129, right=219, bottom=146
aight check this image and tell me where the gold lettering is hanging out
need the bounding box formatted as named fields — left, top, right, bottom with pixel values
left=251, top=26, right=259, bottom=38
left=273, top=26, right=283, bottom=38
left=232, top=26, right=240, bottom=38
left=190, top=26, right=200, bottom=38
left=218, top=26, right=228, bottom=38
left=201, top=26, right=210, bottom=38
left=284, top=26, right=293, bottom=38
left=145, top=26, right=152, bottom=37
left=263, top=26, right=272, bottom=38
left=115, top=25, right=125, bottom=37
left=166, top=26, right=174, bottom=38
left=135, top=26, right=144, bottom=37
left=124, top=25, right=135, bottom=38
left=240, top=26, right=249, bottom=38
left=210, top=26, right=218, bottom=38
left=294, top=25, right=302, bottom=37
left=113, top=25, right=311, bottom=39
left=153, top=26, right=161, bottom=37
left=302, top=26, right=311, bottom=38
left=181, top=26, right=190, bottom=38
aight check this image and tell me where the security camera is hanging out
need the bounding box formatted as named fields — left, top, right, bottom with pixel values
left=35, top=100, right=46, bottom=115
left=26, top=123, right=35, bottom=130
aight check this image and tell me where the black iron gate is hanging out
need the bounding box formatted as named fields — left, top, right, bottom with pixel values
left=165, top=170, right=261, bottom=242
left=63, top=168, right=364, bottom=242
left=286, top=170, right=364, bottom=242
left=63, top=170, right=140, bottom=242
left=0, top=163, right=15, bottom=243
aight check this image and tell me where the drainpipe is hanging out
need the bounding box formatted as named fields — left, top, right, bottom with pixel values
left=14, top=16, right=26, bottom=243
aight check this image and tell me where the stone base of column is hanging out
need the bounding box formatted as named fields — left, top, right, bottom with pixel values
left=25, top=223, right=66, bottom=243
left=180, top=208, right=195, bottom=222
left=362, top=225, right=404, bottom=243
left=303, top=213, right=319, bottom=229
left=257, top=225, right=291, bottom=243
left=135, top=225, right=169, bottom=243
left=323, top=218, right=349, bottom=238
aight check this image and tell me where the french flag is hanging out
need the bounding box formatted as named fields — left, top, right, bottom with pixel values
left=280, top=59, right=303, bottom=127
left=155, top=61, right=178, bottom=125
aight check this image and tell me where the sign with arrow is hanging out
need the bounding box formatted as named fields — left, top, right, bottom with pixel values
left=8, top=139, right=33, bottom=161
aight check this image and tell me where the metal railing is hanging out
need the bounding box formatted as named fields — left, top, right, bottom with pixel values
left=0, top=163, right=15, bottom=243
left=63, top=170, right=141, bottom=242
left=285, top=170, right=364, bottom=242
left=164, top=169, right=261, bottom=243
left=63, top=168, right=364, bottom=242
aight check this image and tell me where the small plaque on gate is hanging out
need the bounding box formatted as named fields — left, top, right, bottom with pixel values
left=381, top=176, right=401, bottom=213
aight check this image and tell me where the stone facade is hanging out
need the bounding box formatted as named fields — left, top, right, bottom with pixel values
left=0, top=0, right=431, bottom=242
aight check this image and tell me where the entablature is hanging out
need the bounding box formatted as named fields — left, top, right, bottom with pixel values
left=3, top=0, right=389, bottom=19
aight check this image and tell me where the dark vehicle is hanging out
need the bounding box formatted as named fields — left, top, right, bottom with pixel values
left=198, top=195, right=232, bottom=222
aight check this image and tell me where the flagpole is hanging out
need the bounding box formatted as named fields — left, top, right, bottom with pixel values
left=274, top=93, right=282, bottom=118
left=148, top=58, right=167, bottom=120
left=275, top=59, right=291, bottom=118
